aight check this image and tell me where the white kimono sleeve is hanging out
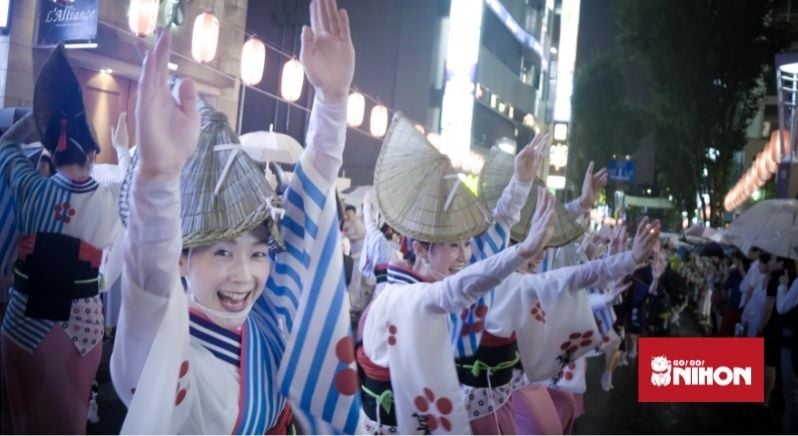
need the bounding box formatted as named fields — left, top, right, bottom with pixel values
left=492, top=175, right=533, bottom=229
left=777, top=279, right=798, bottom=315
left=110, top=175, right=193, bottom=434
left=491, top=252, right=637, bottom=383
left=364, top=247, right=525, bottom=434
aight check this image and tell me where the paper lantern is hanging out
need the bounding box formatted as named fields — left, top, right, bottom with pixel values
left=768, top=132, right=781, bottom=165
left=744, top=171, right=759, bottom=192
left=764, top=146, right=779, bottom=174
left=755, top=153, right=771, bottom=181
left=128, top=0, right=159, bottom=37
left=240, top=37, right=266, bottom=86
left=347, top=92, right=365, bottom=127
left=280, top=59, right=304, bottom=102
left=191, top=12, right=220, bottom=63
left=370, top=104, right=388, bottom=137
left=752, top=159, right=769, bottom=186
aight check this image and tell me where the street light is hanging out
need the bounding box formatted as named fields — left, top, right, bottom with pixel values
left=776, top=52, right=798, bottom=160
left=775, top=51, right=798, bottom=198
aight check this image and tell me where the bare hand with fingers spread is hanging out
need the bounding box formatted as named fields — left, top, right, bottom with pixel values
left=631, top=217, right=662, bottom=264
left=579, top=161, right=609, bottom=210
left=517, top=187, right=557, bottom=259
left=301, top=0, right=355, bottom=104
left=608, top=225, right=627, bottom=255
left=514, top=133, right=549, bottom=183
left=606, top=278, right=633, bottom=304
left=136, top=30, right=199, bottom=181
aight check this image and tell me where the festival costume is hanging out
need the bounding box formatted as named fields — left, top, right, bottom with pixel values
left=0, top=44, right=121, bottom=434
left=111, top=96, right=361, bottom=434
left=357, top=115, right=536, bottom=434
left=461, top=149, right=597, bottom=434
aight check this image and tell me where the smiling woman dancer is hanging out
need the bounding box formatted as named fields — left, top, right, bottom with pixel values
left=111, top=0, right=362, bottom=433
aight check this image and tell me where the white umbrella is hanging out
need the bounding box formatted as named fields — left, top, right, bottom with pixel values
left=340, top=185, right=373, bottom=210
left=727, top=199, right=798, bottom=260
left=239, top=130, right=304, bottom=165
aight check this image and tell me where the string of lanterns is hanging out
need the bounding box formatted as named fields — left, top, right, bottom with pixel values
left=723, top=129, right=791, bottom=211
left=126, top=1, right=486, bottom=174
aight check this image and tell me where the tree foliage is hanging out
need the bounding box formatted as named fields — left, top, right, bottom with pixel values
left=569, top=52, right=646, bottom=186
left=613, top=0, right=793, bottom=225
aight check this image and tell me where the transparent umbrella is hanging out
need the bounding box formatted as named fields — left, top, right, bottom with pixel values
left=726, top=199, right=798, bottom=260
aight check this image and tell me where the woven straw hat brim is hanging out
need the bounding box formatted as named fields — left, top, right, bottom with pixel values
left=33, top=43, right=99, bottom=154
left=478, top=147, right=584, bottom=247
left=374, top=113, right=491, bottom=243
left=120, top=100, right=279, bottom=249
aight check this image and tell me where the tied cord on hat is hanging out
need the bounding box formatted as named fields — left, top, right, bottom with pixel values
left=54, top=111, right=89, bottom=158
left=212, top=143, right=243, bottom=196
left=442, top=174, right=464, bottom=212
left=56, top=118, right=69, bottom=152
left=212, top=143, right=286, bottom=253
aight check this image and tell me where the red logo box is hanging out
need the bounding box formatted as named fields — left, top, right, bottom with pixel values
left=638, top=337, right=763, bottom=403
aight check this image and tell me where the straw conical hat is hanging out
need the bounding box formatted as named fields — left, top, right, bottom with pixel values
left=120, top=98, right=283, bottom=249
left=374, top=113, right=491, bottom=243
left=33, top=43, right=99, bottom=156
left=478, top=147, right=584, bottom=247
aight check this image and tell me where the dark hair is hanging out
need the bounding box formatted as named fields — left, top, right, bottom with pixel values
left=732, top=250, right=751, bottom=271
left=768, top=257, right=797, bottom=295
left=404, top=238, right=431, bottom=264
left=760, top=252, right=772, bottom=264
left=345, top=205, right=356, bottom=213
left=380, top=223, right=393, bottom=238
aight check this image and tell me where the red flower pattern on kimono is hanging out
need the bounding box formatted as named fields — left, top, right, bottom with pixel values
left=413, top=387, right=454, bottom=433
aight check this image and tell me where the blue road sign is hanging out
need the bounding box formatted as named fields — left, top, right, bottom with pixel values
left=607, top=160, right=635, bottom=183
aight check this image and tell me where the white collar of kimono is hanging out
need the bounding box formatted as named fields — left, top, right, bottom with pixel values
left=386, top=263, right=428, bottom=285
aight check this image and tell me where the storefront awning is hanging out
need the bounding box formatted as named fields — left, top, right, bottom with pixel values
left=625, top=195, right=674, bottom=209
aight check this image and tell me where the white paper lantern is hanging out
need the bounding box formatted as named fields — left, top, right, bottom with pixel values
left=347, top=92, right=365, bottom=127
left=280, top=59, right=304, bottom=102
left=370, top=104, right=388, bottom=137
left=128, top=0, right=159, bottom=37
left=241, top=37, right=266, bottom=86
left=191, top=12, right=220, bottom=63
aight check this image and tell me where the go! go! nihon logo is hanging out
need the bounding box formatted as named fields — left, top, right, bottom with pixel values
left=638, top=337, right=763, bottom=403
